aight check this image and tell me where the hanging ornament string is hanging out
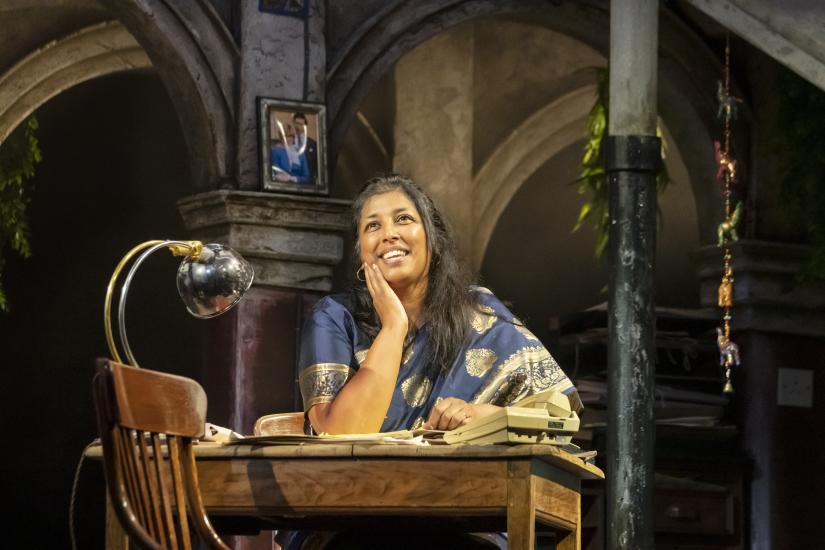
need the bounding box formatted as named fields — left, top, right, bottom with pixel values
left=715, top=33, right=742, bottom=394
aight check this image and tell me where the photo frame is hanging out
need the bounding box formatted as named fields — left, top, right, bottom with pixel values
left=259, top=0, right=309, bottom=19
left=259, top=98, right=327, bottom=195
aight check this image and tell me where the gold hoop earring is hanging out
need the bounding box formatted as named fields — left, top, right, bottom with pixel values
left=356, top=265, right=365, bottom=282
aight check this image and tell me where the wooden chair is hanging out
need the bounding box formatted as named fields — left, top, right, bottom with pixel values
left=93, top=358, right=230, bottom=550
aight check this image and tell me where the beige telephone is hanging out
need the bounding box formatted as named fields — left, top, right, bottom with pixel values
left=443, top=388, right=580, bottom=445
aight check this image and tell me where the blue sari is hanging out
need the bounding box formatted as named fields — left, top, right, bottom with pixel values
left=299, top=287, right=581, bottom=430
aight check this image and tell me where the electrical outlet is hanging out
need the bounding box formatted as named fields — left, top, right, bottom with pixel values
left=777, top=368, right=814, bottom=408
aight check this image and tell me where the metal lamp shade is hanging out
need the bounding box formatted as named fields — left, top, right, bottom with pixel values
left=176, top=244, right=254, bottom=318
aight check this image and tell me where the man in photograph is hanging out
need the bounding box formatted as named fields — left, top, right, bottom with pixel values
left=292, top=112, right=318, bottom=184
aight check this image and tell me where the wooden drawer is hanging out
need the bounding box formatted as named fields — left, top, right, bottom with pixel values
left=655, top=487, right=733, bottom=535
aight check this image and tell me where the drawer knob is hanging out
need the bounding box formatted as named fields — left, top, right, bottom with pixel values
left=665, top=504, right=700, bottom=521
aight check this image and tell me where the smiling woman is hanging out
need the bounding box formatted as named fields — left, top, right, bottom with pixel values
left=284, top=174, right=582, bottom=549
left=358, top=190, right=430, bottom=302
left=297, top=174, right=582, bottom=438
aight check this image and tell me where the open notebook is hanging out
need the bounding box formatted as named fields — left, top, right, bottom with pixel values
left=220, top=428, right=443, bottom=446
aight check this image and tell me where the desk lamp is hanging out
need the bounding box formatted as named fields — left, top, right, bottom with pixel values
left=103, top=240, right=254, bottom=367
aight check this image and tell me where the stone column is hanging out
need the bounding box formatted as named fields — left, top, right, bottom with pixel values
left=694, top=239, right=825, bottom=548
left=178, top=191, right=350, bottom=432
left=606, top=1, right=660, bottom=549
left=393, top=27, right=475, bottom=256
left=235, top=0, right=326, bottom=190
left=175, top=4, right=333, bottom=548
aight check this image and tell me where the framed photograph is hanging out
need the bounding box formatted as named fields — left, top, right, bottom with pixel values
left=259, top=98, right=327, bottom=195
left=259, top=0, right=309, bottom=19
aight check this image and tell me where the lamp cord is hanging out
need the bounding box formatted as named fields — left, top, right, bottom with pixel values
left=69, top=439, right=98, bottom=550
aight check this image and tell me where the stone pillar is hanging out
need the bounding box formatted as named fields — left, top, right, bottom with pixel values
left=694, top=239, right=825, bottom=549
left=177, top=191, right=350, bottom=432
left=606, top=2, right=660, bottom=549
left=236, top=0, right=326, bottom=190
left=182, top=4, right=332, bottom=548
left=393, top=27, right=474, bottom=256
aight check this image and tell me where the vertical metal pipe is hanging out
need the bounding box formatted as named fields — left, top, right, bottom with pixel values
left=609, top=0, right=659, bottom=136
left=606, top=1, right=660, bottom=549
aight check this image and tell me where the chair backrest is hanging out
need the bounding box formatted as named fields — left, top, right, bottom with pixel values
left=93, top=358, right=229, bottom=550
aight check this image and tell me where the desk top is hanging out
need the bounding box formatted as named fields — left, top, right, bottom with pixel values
left=86, top=441, right=604, bottom=480
left=196, top=442, right=605, bottom=480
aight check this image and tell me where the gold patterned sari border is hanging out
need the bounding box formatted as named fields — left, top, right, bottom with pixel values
left=299, top=362, right=355, bottom=383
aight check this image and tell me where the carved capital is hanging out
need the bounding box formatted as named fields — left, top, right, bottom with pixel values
left=177, top=191, right=351, bottom=291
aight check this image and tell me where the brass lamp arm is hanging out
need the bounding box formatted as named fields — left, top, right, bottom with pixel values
left=104, top=239, right=202, bottom=366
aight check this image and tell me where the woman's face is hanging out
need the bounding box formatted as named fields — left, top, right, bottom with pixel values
left=358, top=190, right=430, bottom=293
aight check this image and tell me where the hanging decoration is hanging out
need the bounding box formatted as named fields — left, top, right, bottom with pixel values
left=715, top=34, right=742, bottom=394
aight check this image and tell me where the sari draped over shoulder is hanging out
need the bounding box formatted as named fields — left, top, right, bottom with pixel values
left=298, top=287, right=581, bottom=431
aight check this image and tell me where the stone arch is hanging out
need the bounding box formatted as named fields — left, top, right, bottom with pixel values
left=472, top=85, right=697, bottom=273
left=326, top=0, right=610, bottom=167
left=327, top=0, right=741, bottom=246
left=0, top=21, right=150, bottom=144
left=334, top=112, right=393, bottom=199
left=98, top=0, right=239, bottom=190
left=471, top=86, right=596, bottom=269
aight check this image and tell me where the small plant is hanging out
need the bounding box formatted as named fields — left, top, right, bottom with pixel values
left=573, top=67, right=670, bottom=257
left=0, top=116, right=41, bottom=311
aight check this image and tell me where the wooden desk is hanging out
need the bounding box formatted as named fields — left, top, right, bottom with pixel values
left=99, top=443, right=604, bottom=550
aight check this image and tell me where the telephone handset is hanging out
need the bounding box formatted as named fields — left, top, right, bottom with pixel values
left=443, top=388, right=580, bottom=445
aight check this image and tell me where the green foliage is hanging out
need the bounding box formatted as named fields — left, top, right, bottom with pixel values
left=573, top=68, right=610, bottom=257
left=771, top=68, right=825, bottom=280
left=573, top=67, right=670, bottom=257
left=0, top=116, right=41, bottom=311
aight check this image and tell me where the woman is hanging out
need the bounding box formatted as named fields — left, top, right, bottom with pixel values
left=299, top=174, right=581, bottom=435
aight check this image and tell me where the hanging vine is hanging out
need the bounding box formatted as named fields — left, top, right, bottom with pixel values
left=573, top=67, right=671, bottom=257
left=0, top=116, right=41, bottom=311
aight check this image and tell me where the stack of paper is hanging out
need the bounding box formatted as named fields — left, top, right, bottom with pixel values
left=222, top=429, right=446, bottom=446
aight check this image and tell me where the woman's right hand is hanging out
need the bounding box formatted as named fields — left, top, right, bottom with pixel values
left=309, top=265, right=406, bottom=435
left=363, top=263, right=408, bottom=333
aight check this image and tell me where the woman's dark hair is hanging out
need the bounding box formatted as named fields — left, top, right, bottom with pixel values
left=350, top=174, right=478, bottom=376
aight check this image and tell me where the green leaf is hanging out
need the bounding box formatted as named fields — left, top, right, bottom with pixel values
left=573, top=203, right=593, bottom=232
